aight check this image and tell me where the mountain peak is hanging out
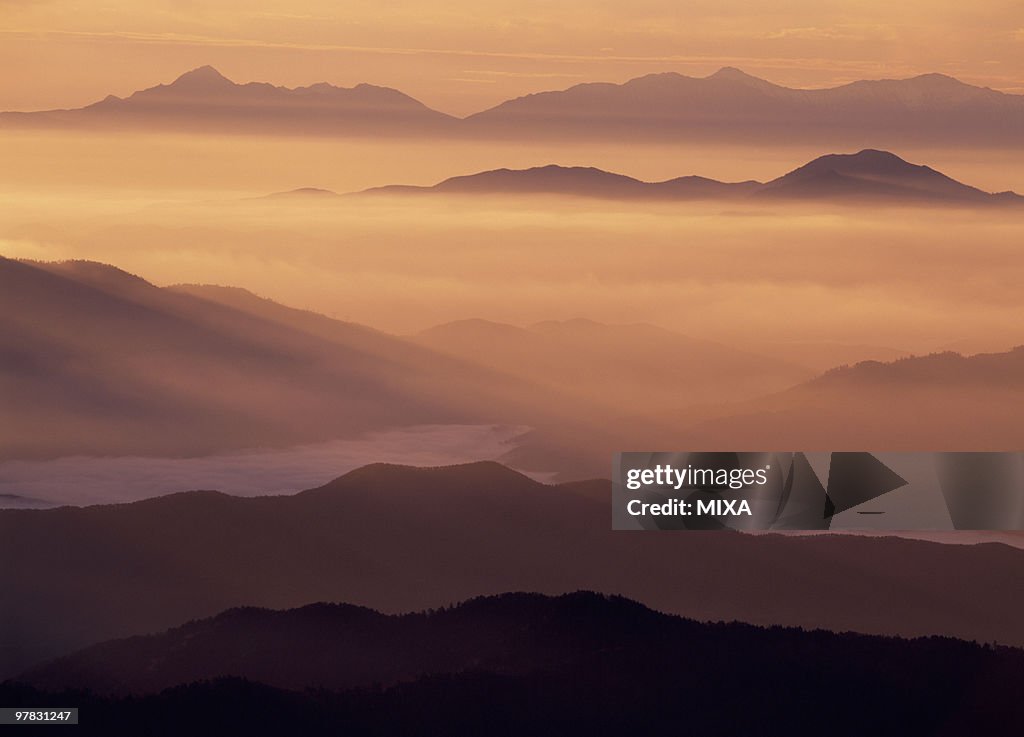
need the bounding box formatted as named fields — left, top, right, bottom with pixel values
left=265, top=187, right=340, bottom=199
left=906, top=72, right=970, bottom=88
left=760, top=148, right=1002, bottom=202
left=846, top=148, right=910, bottom=165
left=705, top=67, right=776, bottom=87
left=709, top=66, right=754, bottom=80
left=798, top=149, right=915, bottom=174
left=169, top=65, right=234, bottom=89
left=306, top=460, right=539, bottom=497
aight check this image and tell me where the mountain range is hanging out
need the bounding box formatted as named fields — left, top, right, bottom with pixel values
left=2, top=461, right=1023, bottom=681
left=465, top=66, right=1024, bottom=144
left=360, top=150, right=1022, bottom=205
left=4, top=65, right=1024, bottom=145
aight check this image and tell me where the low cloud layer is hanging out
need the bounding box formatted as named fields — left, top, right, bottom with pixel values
left=0, top=424, right=539, bottom=507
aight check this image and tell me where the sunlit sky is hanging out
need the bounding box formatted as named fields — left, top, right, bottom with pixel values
left=2, top=0, right=1022, bottom=115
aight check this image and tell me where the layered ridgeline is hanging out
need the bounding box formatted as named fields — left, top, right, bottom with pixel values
left=6, top=592, right=1022, bottom=737
left=2, top=462, right=1023, bottom=680
left=0, top=257, right=813, bottom=463
left=5, top=65, right=1024, bottom=145
left=359, top=150, right=1023, bottom=205
left=5, top=255, right=1024, bottom=469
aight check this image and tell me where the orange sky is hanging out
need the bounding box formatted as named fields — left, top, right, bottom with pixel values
left=2, top=0, right=1022, bottom=116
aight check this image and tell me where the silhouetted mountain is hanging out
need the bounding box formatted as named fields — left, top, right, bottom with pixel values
left=682, top=346, right=1024, bottom=449
left=414, top=318, right=810, bottom=408
left=0, top=66, right=456, bottom=135
left=7, top=592, right=1023, bottom=736
left=466, top=67, right=1024, bottom=145
left=758, top=149, right=1005, bottom=202
left=0, top=257, right=580, bottom=459
left=2, top=462, right=1022, bottom=679
left=359, top=151, right=1021, bottom=205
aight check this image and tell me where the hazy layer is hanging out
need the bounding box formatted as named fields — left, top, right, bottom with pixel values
left=3, top=135, right=1023, bottom=357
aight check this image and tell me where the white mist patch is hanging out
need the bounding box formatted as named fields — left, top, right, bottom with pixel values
left=0, top=424, right=538, bottom=508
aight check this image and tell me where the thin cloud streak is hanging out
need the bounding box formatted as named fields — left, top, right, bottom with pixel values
left=0, top=27, right=945, bottom=81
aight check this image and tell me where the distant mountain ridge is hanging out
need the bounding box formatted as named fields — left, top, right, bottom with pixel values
left=360, top=150, right=1022, bottom=205
left=465, top=67, right=1024, bottom=144
left=0, top=65, right=456, bottom=135
left=4, top=65, right=1024, bottom=144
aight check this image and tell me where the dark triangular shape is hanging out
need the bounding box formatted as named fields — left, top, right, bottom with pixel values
left=826, top=453, right=907, bottom=515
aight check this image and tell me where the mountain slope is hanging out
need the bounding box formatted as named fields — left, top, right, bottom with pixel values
left=681, top=347, right=1024, bottom=450
left=0, top=257, right=578, bottom=459
left=2, top=461, right=1023, bottom=680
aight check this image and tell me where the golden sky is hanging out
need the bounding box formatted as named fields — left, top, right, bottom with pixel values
left=2, top=0, right=1022, bottom=115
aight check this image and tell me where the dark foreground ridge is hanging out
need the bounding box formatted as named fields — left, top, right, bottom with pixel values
left=4, top=592, right=1023, bottom=736
left=3, top=461, right=1024, bottom=681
